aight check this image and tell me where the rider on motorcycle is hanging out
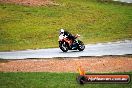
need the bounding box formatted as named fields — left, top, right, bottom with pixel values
left=59, top=29, right=75, bottom=47
left=59, top=29, right=85, bottom=52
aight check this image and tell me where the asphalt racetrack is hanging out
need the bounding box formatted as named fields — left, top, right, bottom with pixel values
left=0, top=40, right=132, bottom=59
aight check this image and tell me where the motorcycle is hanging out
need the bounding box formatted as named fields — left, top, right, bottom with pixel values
left=58, top=34, right=85, bottom=52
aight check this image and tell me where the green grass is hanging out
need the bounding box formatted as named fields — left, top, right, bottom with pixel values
left=0, top=72, right=132, bottom=88
left=0, top=0, right=132, bottom=51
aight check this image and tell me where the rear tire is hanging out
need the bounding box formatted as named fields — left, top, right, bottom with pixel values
left=78, top=41, right=85, bottom=51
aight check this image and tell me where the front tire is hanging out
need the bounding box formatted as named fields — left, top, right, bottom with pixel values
left=59, top=42, right=69, bottom=52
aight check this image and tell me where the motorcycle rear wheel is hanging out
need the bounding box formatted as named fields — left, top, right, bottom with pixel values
left=78, top=41, right=85, bottom=51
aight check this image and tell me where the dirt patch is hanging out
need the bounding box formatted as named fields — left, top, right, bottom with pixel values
left=0, top=0, right=57, bottom=6
left=0, top=56, right=132, bottom=73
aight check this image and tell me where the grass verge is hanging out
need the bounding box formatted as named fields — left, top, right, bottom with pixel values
left=0, top=72, right=132, bottom=88
left=0, top=0, right=132, bottom=51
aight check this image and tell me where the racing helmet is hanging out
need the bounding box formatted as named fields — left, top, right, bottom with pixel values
left=60, top=29, right=64, bottom=34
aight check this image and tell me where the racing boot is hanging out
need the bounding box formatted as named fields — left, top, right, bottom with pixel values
left=71, top=40, right=77, bottom=49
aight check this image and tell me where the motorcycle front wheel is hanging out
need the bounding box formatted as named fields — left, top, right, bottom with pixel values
left=59, top=42, right=69, bottom=52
